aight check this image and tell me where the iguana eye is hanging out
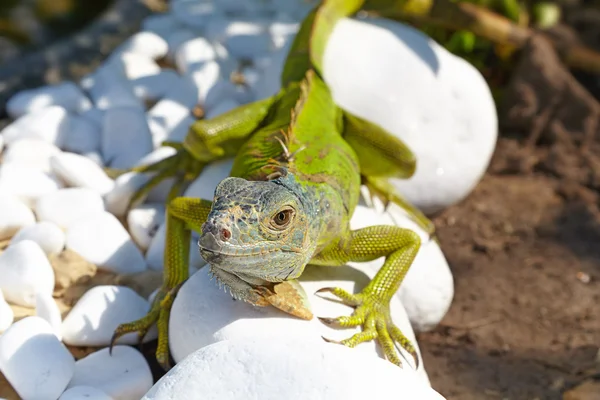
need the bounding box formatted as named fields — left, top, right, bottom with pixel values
left=272, top=208, right=294, bottom=229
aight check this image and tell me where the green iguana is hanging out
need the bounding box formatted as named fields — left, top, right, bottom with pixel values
left=111, top=0, right=434, bottom=370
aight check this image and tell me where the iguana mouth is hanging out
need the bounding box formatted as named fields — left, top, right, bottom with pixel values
left=197, top=232, right=284, bottom=258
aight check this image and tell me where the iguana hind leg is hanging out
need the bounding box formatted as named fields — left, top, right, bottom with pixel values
left=111, top=197, right=212, bottom=370
left=311, top=225, right=421, bottom=368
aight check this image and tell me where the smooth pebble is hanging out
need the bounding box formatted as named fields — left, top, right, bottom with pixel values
left=0, top=317, right=74, bottom=400
left=6, top=82, right=91, bottom=118
left=36, top=188, right=105, bottom=230
left=1, top=138, right=60, bottom=172
left=102, top=107, right=154, bottom=169
left=132, top=69, right=180, bottom=102
left=81, top=64, right=142, bottom=110
left=67, top=346, right=153, bottom=400
left=0, top=163, right=63, bottom=207
left=0, top=289, right=13, bottom=333
left=50, top=152, right=115, bottom=195
left=104, top=172, right=150, bottom=217
left=0, top=240, right=55, bottom=307
left=0, top=105, right=71, bottom=147
left=116, top=31, right=169, bottom=60
left=35, top=292, right=63, bottom=340
left=0, top=195, right=35, bottom=240
left=175, top=37, right=216, bottom=74
left=66, top=212, right=147, bottom=274
left=127, top=203, right=166, bottom=251
left=10, top=221, right=65, bottom=256
left=62, top=286, right=155, bottom=346
left=61, top=114, right=102, bottom=154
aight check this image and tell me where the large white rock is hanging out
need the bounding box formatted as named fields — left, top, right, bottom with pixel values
left=169, top=264, right=429, bottom=384
left=102, top=107, right=154, bottom=169
left=0, top=163, right=63, bottom=207
left=132, top=69, right=181, bottom=103
left=322, top=18, right=497, bottom=214
left=65, top=212, right=147, bottom=274
left=144, top=337, right=446, bottom=400
left=183, top=158, right=234, bottom=200
left=1, top=138, right=61, bottom=172
left=0, top=105, right=71, bottom=147
left=50, top=152, right=115, bottom=195
left=67, top=346, right=153, bottom=400
left=175, top=37, right=217, bottom=74
left=0, top=317, right=75, bottom=400
left=10, top=221, right=66, bottom=256
left=0, top=195, right=36, bottom=240
left=61, top=286, right=157, bottom=346
left=59, top=386, right=113, bottom=400
left=0, top=240, right=55, bottom=307
left=0, top=289, right=13, bottom=333
left=36, top=188, right=105, bottom=230
left=6, top=82, right=91, bottom=118
left=81, top=64, right=142, bottom=110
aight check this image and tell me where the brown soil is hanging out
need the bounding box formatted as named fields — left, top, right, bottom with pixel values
left=419, top=33, right=600, bottom=400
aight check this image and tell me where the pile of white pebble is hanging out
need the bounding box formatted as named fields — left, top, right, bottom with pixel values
left=0, top=0, right=498, bottom=398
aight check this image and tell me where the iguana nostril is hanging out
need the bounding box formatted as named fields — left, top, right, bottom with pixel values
left=220, top=228, right=231, bottom=241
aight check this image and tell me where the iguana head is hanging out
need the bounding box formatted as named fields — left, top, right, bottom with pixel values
left=198, top=171, right=315, bottom=286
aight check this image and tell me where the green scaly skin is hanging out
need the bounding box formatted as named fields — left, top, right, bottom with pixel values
left=111, top=0, right=432, bottom=370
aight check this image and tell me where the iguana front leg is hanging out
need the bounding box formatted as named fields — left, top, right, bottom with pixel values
left=311, top=225, right=421, bottom=368
left=111, top=197, right=211, bottom=370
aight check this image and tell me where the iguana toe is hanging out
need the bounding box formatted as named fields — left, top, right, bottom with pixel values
left=317, top=286, right=419, bottom=369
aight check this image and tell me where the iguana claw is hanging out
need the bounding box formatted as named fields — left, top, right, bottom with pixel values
left=317, top=286, right=420, bottom=370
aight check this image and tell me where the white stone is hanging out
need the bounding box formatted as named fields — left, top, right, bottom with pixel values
left=109, top=52, right=162, bottom=80
left=6, top=82, right=91, bottom=118
left=171, top=0, right=216, bottom=30
left=175, top=37, right=216, bottom=74
left=0, top=105, right=71, bottom=147
left=169, top=265, right=428, bottom=382
left=80, top=107, right=105, bottom=127
left=102, top=107, right=154, bottom=169
left=61, top=114, right=102, bottom=154
left=35, top=292, right=62, bottom=340
left=147, top=98, right=194, bottom=148
left=36, top=188, right=105, bottom=230
left=50, top=152, right=114, bottom=196
left=65, top=212, right=147, bottom=274
left=0, top=289, right=13, bottom=333
left=84, top=151, right=105, bottom=166
left=0, top=163, right=63, bottom=207
left=132, top=69, right=180, bottom=103
left=0, top=317, right=75, bottom=400
left=185, top=60, right=221, bottom=105
left=67, top=346, right=153, bottom=400
left=136, top=146, right=177, bottom=167
left=144, top=337, right=446, bottom=400
left=0, top=240, right=55, bottom=307
left=62, top=286, right=156, bottom=346
left=103, top=172, right=149, bottom=217
left=127, top=203, right=166, bottom=251
left=183, top=158, right=234, bottom=200
left=165, top=29, right=198, bottom=62
left=0, top=195, right=36, bottom=240
left=269, top=16, right=300, bottom=49
left=81, top=64, right=142, bottom=110
left=350, top=198, right=454, bottom=332
left=223, top=20, right=273, bottom=59
left=59, top=386, right=113, bottom=400
left=205, top=98, right=240, bottom=119
left=116, top=31, right=169, bottom=60
left=2, top=138, right=61, bottom=172
left=10, top=221, right=65, bottom=256
left=322, top=18, right=497, bottom=214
